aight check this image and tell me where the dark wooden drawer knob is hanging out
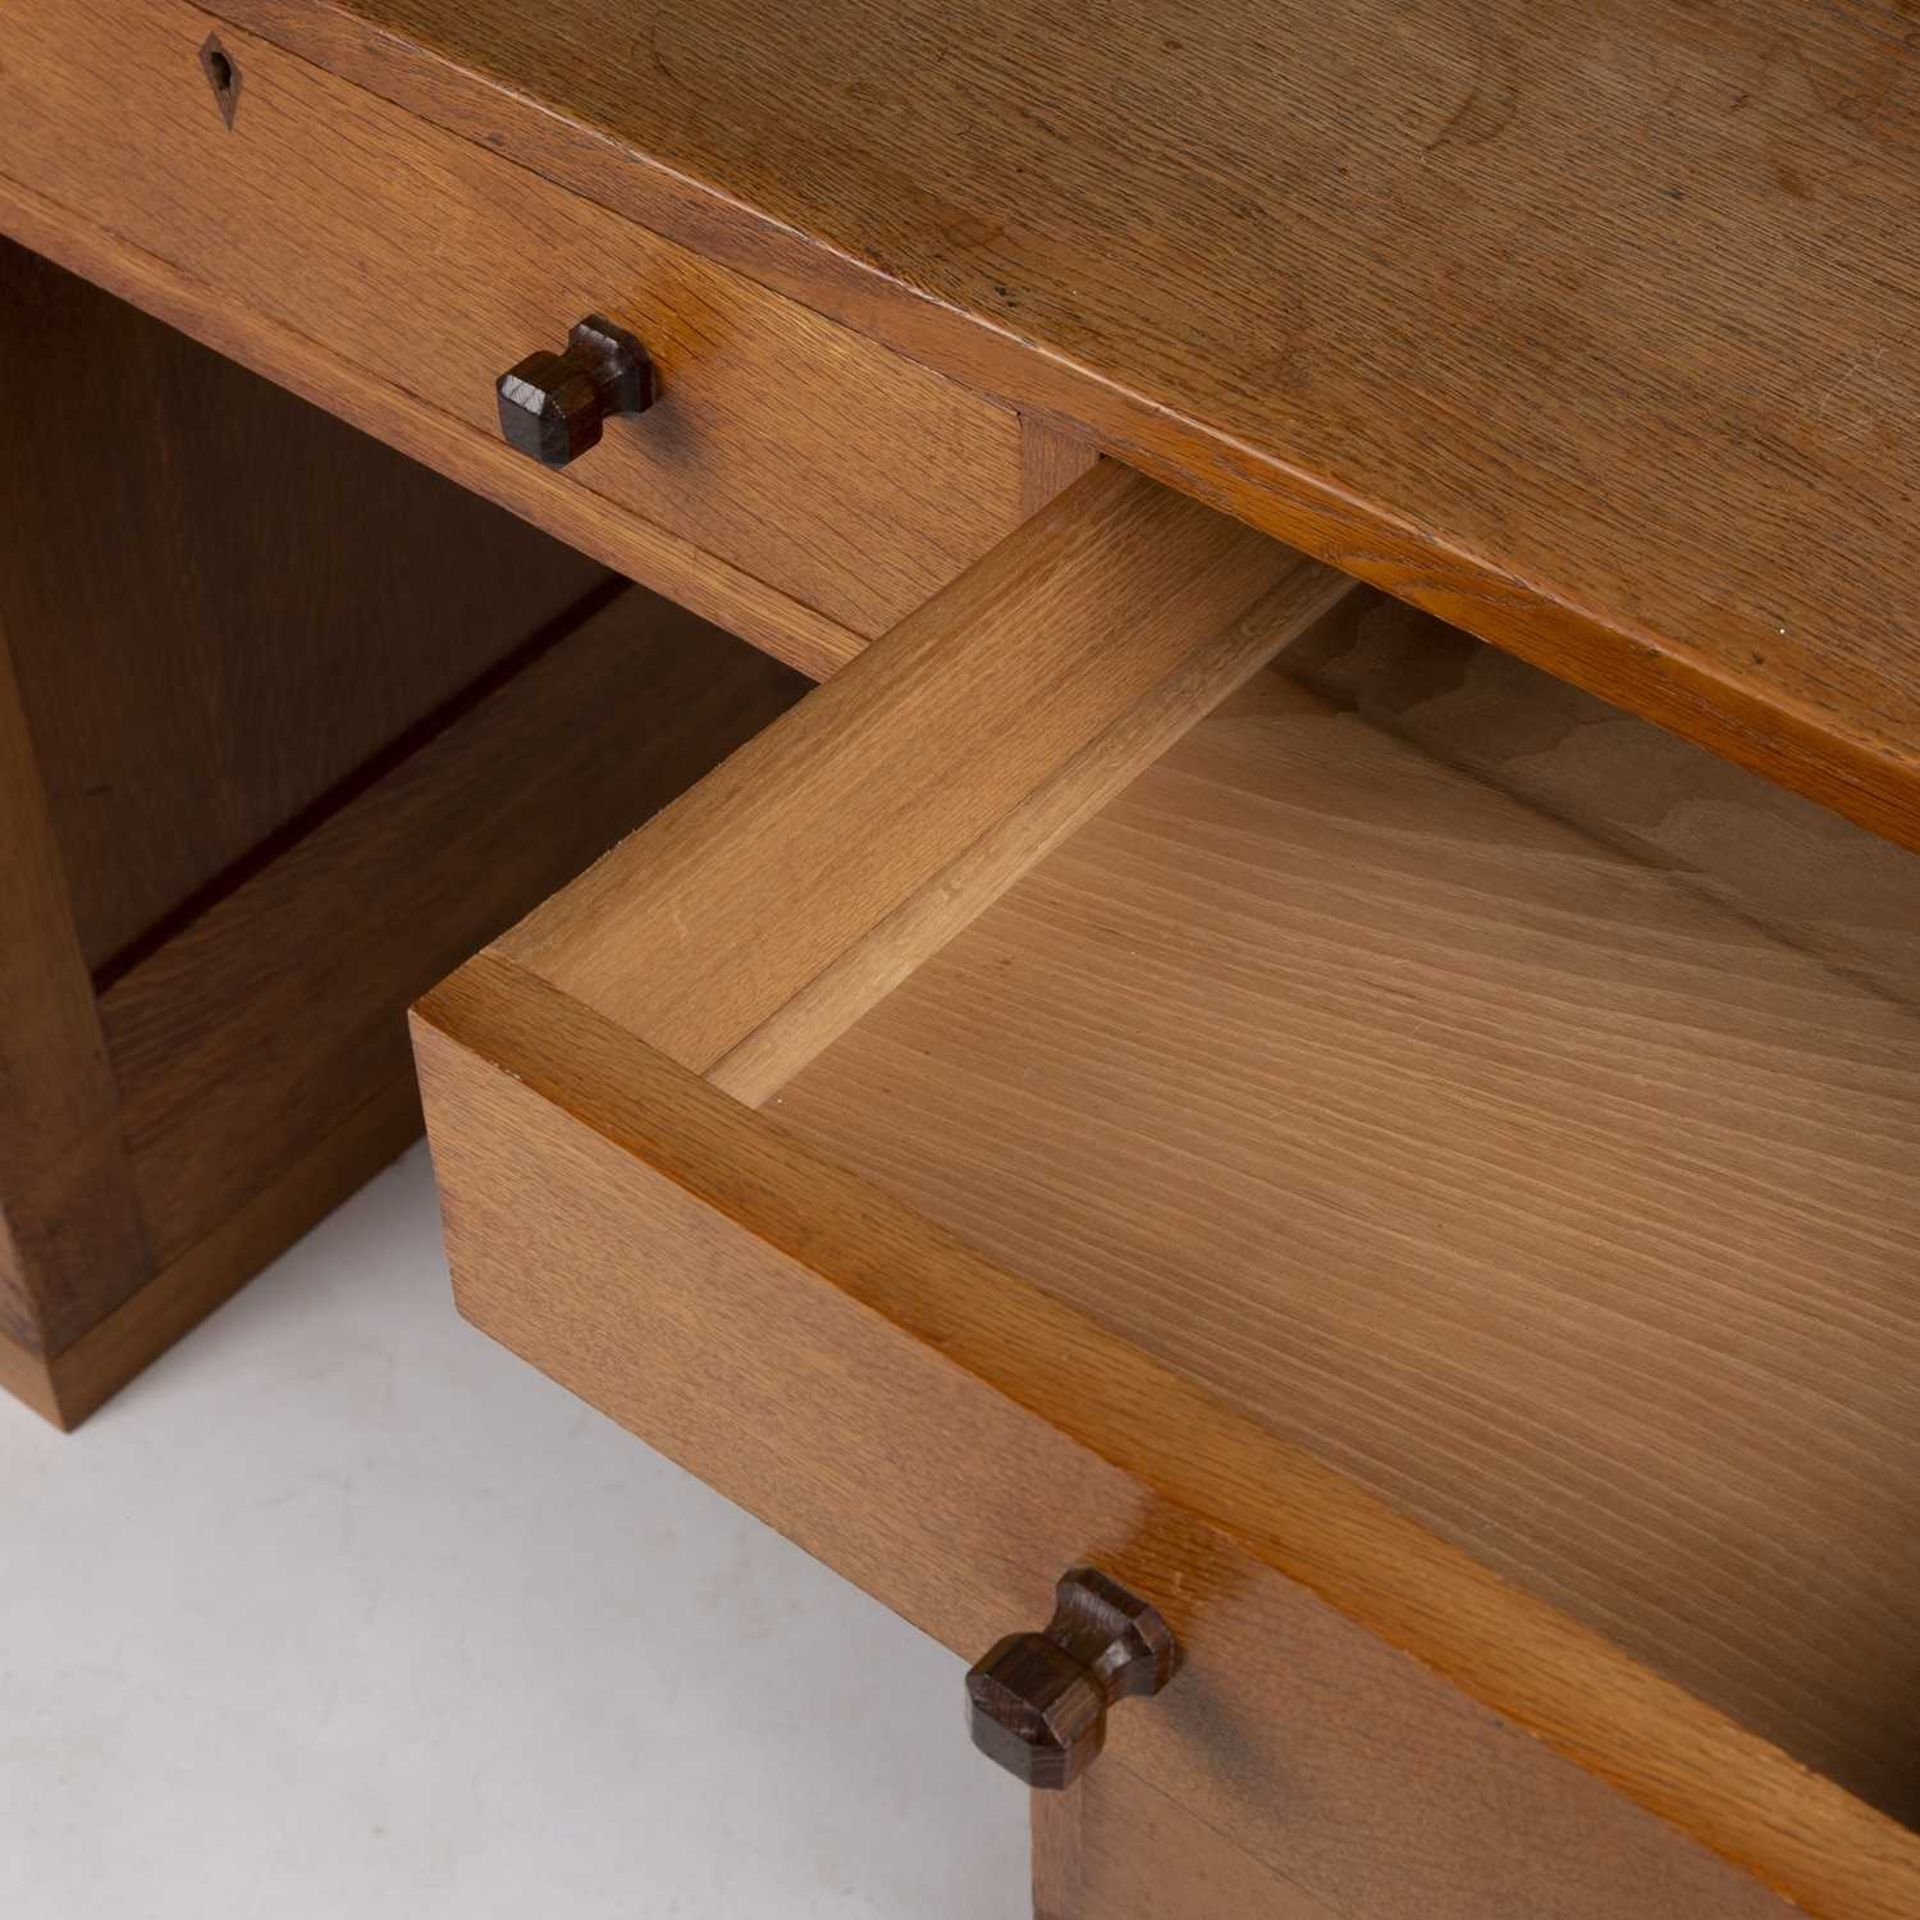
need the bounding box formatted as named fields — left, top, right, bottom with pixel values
left=496, top=314, right=656, bottom=468
left=965, top=1567, right=1178, bottom=1789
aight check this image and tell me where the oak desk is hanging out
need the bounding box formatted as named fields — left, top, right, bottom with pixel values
left=2, top=3, right=1916, bottom=1914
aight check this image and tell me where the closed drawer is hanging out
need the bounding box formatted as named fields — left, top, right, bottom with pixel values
left=413, top=466, right=1920, bottom=1918
left=0, top=0, right=1041, bottom=675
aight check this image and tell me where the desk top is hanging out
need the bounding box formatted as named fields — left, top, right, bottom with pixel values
left=232, top=0, right=1920, bottom=845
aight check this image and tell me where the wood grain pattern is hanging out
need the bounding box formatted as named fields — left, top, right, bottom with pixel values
left=1278, top=592, right=1920, bottom=1013
left=0, top=168, right=861, bottom=682
left=1029, top=1779, right=1084, bottom=1920
left=100, top=585, right=798, bottom=1268
left=708, top=541, right=1354, bottom=1105
left=773, top=664, right=1920, bottom=1824
left=413, top=958, right=1809, bottom=1920
left=1033, top=1765, right=1339, bottom=1920
left=0, top=618, right=149, bottom=1356
left=22, top=1071, right=424, bottom=1431
left=0, top=237, right=606, bottom=971
left=416, top=462, right=1919, bottom=1907
left=1019, top=420, right=1100, bottom=521
left=0, top=0, right=1030, bottom=656
left=0, top=583, right=797, bottom=1425
left=505, top=465, right=1347, bottom=1061
left=221, top=0, right=1920, bottom=846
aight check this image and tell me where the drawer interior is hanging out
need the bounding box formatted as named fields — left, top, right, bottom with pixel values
left=766, top=594, right=1920, bottom=1825
left=418, top=467, right=1919, bottom=1909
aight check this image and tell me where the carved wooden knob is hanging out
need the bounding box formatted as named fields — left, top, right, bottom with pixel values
left=965, top=1567, right=1178, bottom=1789
left=496, top=314, right=656, bottom=468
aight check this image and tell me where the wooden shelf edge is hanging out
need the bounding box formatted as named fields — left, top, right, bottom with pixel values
left=416, top=949, right=1920, bottom=1920
left=213, top=0, right=1920, bottom=852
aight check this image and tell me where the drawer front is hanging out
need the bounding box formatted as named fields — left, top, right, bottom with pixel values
left=411, top=468, right=1824, bottom=1919
left=1034, top=1763, right=1346, bottom=1919
left=413, top=956, right=1787, bottom=1920
left=0, top=0, right=1031, bottom=663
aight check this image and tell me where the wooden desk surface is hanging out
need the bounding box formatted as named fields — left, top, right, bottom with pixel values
left=226, top=0, right=1919, bottom=846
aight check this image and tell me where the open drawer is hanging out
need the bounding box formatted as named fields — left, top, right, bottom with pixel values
left=412, top=466, right=1920, bottom=1919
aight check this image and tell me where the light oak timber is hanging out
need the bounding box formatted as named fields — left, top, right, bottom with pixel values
left=707, top=568, right=1348, bottom=1106
left=0, top=0, right=1037, bottom=669
left=776, top=665, right=1920, bottom=1826
left=219, top=0, right=1920, bottom=849
left=1033, top=1766, right=1339, bottom=1920
left=502, top=464, right=1353, bottom=1057
left=1277, top=592, right=1920, bottom=1014
left=0, top=176, right=862, bottom=682
left=0, top=626, right=150, bottom=1356
left=1017, top=419, right=1100, bottom=521
left=412, top=957, right=1810, bottom=1920
left=414, top=466, right=1919, bottom=1912
left=99, top=584, right=800, bottom=1270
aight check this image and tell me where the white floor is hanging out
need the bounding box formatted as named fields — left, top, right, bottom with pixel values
left=0, top=1147, right=1028, bottom=1918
